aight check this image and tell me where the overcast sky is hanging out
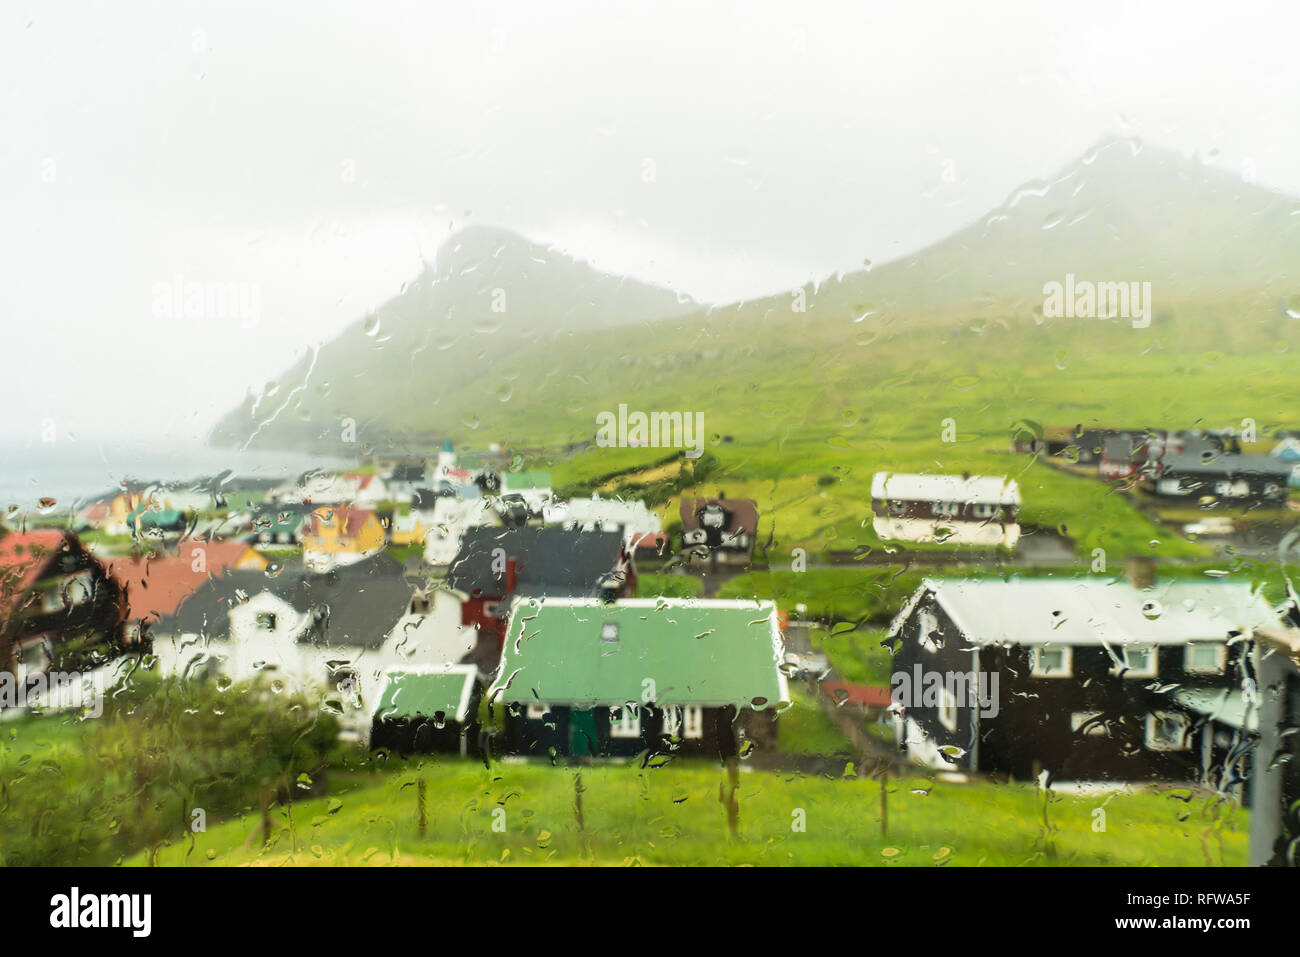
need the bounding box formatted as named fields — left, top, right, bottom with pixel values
left=3, top=0, right=1299, bottom=446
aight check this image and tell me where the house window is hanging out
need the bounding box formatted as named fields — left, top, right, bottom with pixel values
left=1071, top=711, right=1108, bottom=737
left=971, top=503, right=1000, bottom=520
left=1031, top=645, right=1072, bottom=678
left=1185, top=643, right=1225, bottom=674
left=526, top=702, right=548, bottom=720
left=918, top=610, right=940, bottom=653
left=1117, top=645, right=1158, bottom=678
left=256, top=612, right=278, bottom=631
left=938, top=687, right=958, bottom=732
left=41, top=587, right=63, bottom=613
left=887, top=499, right=908, bottom=517
left=610, top=705, right=641, bottom=738
left=64, top=573, right=93, bottom=606
left=1145, top=711, right=1190, bottom=751
left=932, top=501, right=959, bottom=518
left=683, top=705, right=704, bottom=739
left=661, top=705, right=681, bottom=736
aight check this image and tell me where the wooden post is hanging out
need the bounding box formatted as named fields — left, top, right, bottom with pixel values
left=721, top=757, right=741, bottom=839
left=573, top=769, right=586, bottom=832
left=879, top=759, right=888, bottom=837
left=417, top=778, right=427, bottom=838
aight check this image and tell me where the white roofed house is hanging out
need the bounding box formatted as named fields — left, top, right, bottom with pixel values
left=871, top=472, right=1021, bottom=548
left=542, top=494, right=663, bottom=549
left=887, top=562, right=1278, bottom=790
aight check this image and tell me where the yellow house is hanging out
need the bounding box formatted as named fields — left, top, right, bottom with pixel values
left=300, top=504, right=386, bottom=570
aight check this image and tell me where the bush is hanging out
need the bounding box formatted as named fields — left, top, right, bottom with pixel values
left=0, top=673, right=340, bottom=865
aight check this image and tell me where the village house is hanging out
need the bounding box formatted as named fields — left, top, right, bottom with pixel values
left=249, top=503, right=311, bottom=545
left=1249, top=592, right=1300, bottom=866
left=445, top=526, right=635, bottom=669
left=498, top=471, right=552, bottom=517
left=0, top=529, right=125, bottom=682
left=1140, top=452, right=1291, bottom=506
left=300, top=503, right=386, bottom=571
left=103, top=540, right=264, bottom=648
left=417, top=490, right=501, bottom=564
left=369, top=664, right=480, bottom=756
left=1269, top=436, right=1300, bottom=488
left=384, top=463, right=428, bottom=504
left=679, top=495, right=759, bottom=562
left=870, top=472, right=1021, bottom=547
left=887, top=563, right=1277, bottom=787
left=488, top=597, right=788, bottom=759
left=542, top=494, right=664, bottom=551
left=154, top=554, right=477, bottom=742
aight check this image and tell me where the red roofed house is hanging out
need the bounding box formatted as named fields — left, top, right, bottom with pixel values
left=820, top=681, right=893, bottom=712
left=0, top=529, right=125, bottom=681
left=104, top=540, right=265, bottom=647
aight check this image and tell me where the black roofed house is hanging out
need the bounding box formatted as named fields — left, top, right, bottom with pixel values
left=1141, top=452, right=1291, bottom=506
left=1027, top=426, right=1164, bottom=465
left=1098, top=433, right=1162, bottom=481
left=370, top=664, right=480, bottom=756
left=155, top=553, right=478, bottom=743
left=870, top=472, right=1021, bottom=548
left=446, top=526, right=636, bottom=670
left=887, top=562, right=1277, bottom=787
left=488, top=597, right=788, bottom=760
left=385, top=463, right=428, bottom=504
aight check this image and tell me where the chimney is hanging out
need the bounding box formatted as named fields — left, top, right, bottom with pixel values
left=505, top=557, right=517, bottom=595
left=1127, top=556, right=1156, bottom=590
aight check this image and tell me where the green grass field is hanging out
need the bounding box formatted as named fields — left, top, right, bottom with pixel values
left=124, top=758, right=1248, bottom=867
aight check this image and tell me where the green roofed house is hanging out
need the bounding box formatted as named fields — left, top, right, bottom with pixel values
left=127, top=503, right=187, bottom=536
left=489, top=598, right=788, bottom=759
left=370, top=665, right=480, bottom=756
left=499, top=470, right=553, bottom=518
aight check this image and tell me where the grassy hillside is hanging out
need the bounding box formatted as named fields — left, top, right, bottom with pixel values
left=211, top=141, right=1300, bottom=561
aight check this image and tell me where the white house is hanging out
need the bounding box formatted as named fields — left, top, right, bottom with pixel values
left=542, top=494, right=663, bottom=548
left=422, top=496, right=501, bottom=567
left=871, top=472, right=1021, bottom=547
left=153, top=556, right=478, bottom=743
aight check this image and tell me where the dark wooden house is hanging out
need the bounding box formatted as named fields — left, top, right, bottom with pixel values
left=489, top=597, right=788, bottom=760
left=0, top=529, right=124, bottom=681
left=679, top=496, right=759, bottom=562
left=370, top=665, right=480, bottom=756
left=887, top=568, right=1276, bottom=785
left=1250, top=596, right=1300, bottom=866
left=1141, top=452, right=1291, bottom=506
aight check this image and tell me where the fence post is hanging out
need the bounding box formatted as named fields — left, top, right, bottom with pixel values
left=879, top=759, right=888, bottom=837
left=417, top=778, right=427, bottom=838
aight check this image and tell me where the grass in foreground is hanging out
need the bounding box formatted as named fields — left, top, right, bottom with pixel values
left=128, top=758, right=1248, bottom=867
